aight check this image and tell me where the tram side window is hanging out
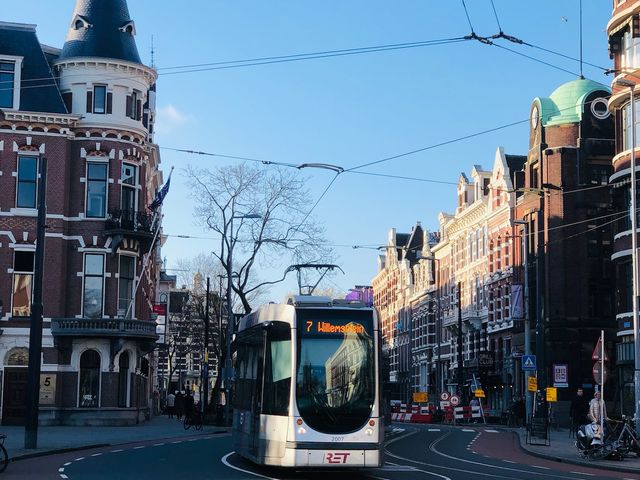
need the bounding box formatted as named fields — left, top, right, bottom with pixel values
left=235, top=333, right=264, bottom=411
left=262, top=333, right=291, bottom=416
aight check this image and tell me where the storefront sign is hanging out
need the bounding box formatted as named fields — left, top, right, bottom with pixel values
left=40, top=374, right=56, bottom=405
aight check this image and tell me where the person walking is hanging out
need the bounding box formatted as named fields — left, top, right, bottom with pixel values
left=185, top=392, right=195, bottom=419
left=175, top=391, right=185, bottom=421
left=588, top=391, right=608, bottom=424
left=569, top=388, right=589, bottom=432
left=166, top=391, right=176, bottom=419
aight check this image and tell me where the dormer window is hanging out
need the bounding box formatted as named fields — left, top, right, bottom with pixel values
left=71, top=14, right=91, bottom=30
left=0, top=62, right=15, bottom=108
left=119, top=21, right=136, bottom=36
left=0, top=55, right=22, bottom=110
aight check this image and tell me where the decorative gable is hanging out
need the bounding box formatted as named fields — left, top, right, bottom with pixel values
left=71, top=14, right=92, bottom=30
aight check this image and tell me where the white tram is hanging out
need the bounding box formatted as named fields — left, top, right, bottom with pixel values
left=232, top=295, right=383, bottom=468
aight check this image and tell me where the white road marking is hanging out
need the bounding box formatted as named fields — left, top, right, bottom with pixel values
left=188, top=438, right=199, bottom=442
left=74, top=457, right=85, bottom=461
left=60, top=475, right=68, bottom=479
left=58, top=468, right=65, bottom=472
left=171, top=440, right=182, bottom=444
left=484, top=429, right=499, bottom=433
left=530, top=465, right=550, bottom=470
left=428, top=428, right=441, bottom=432
left=461, top=429, right=475, bottom=432
left=111, top=449, right=124, bottom=453
left=153, top=443, right=165, bottom=446
left=570, top=472, right=595, bottom=477
left=91, top=453, right=103, bottom=456
left=380, top=465, right=416, bottom=471
left=221, top=452, right=280, bottom=479
left=428, top=431, right=587, bottom=479
left=133, top=446, right=145, bottom=449
left=503, top=460, right=516, bottom=463
left=63, top=462, right=71, bottom=466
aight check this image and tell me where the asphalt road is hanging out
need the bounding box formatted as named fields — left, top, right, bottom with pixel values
left=4, top=425, right=640, bottom=479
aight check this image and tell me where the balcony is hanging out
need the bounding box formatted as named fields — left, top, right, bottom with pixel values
left=51, top=318, right=159, bottom=341
left=104, top=209, right=158, bottom=253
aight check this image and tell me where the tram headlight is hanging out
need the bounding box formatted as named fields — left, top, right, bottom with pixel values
left=365, top=427, right=374, bottom=436
left=297, top=427, right=307, bottom=435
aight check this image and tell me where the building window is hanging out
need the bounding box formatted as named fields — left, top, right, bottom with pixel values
left=83, top=254, right=104, bottom=319
left=121, top=163, right=137, bottom=215
left=118, top=255, right=135, bottom=318
left=12, top=251, right=34, bottom=317
left=0, top=62, right=15, bottom=108
left=86, top=163, right=108, bottom=218
left=16, top=156, right=38, bottom=208
left=623, top=30, right=640, bottom=70
left=93, top=85, right=107, bottom=114
left=79, top=350, right=100, bottom=408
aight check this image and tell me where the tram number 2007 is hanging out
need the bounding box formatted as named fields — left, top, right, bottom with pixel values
left=331, top=436, right=345, bottom=442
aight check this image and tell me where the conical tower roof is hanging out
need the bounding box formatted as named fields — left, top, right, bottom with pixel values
left=59, top=0, right=141, bottom=64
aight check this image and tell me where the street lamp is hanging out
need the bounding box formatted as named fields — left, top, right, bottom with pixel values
left=224, top=212, right=261, bottom=426
left=615, top=77, right=640, bottom=436
left=513, top=219, right=532, bottom=421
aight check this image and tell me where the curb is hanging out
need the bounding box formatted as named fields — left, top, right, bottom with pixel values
left=9, top=428, right=229, bottom=463
left=513, top=430, right=640, bottom=475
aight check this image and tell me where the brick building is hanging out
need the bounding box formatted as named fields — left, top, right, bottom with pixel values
left=515, top=77, right=615, bottom=405
left=607, top=0, right=640, bottom=414
left=0, top=0, right=163, bottom=425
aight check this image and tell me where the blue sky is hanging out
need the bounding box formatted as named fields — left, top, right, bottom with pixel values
left=9, top=1, right=613, bottom=302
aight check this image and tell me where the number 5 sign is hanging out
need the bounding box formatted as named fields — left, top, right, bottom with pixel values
left=39, top=374, right=56, bottom=405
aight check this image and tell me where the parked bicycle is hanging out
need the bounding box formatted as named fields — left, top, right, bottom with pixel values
left=183, top=410, right=203, bottom=431
left=607, top=416, right=640, bottom=457
left=0, top=434, right=9, bottom=472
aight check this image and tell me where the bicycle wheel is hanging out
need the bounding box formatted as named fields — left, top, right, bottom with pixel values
left=183, top=416, right=191, bottom=430
left=195, top=415, right=203, bottom=431
left=0, top=442, right=8, bottom=473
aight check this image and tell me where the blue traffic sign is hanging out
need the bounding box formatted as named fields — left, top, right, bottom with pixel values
left=522, top=355, right=537, bottom=371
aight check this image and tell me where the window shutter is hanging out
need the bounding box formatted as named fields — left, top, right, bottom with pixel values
left=62, top=92, right=73, bottom=113
left=634, top=15, right=640, bottom=38
left=136, top=100, right=142, bottom=121
left=86, top=91, right=93, bottom=113
left=126, top=95, right=132, bottom=118
left=106, top=92, right=113, bottom=114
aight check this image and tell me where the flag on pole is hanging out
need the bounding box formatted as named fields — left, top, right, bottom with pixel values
left=149, top=167, right=173, bottom=210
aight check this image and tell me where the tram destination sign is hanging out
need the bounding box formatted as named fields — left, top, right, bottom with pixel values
left=299, top=313, right=373, bottom=338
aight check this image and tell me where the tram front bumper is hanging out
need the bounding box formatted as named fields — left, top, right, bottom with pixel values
left=285, top=445, right=381, bottom=467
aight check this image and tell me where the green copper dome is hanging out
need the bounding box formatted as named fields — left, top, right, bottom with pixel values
left=534, top=78, right=610, bottom=127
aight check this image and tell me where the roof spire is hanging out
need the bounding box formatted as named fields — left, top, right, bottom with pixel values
left=59, top=0, right=142, bottom=64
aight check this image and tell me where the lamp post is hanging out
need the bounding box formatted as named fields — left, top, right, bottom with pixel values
left=224, top=213, right=261, bottom=426
left=513, top=219, right=532, bottom=420
left=616, top=78, right=640, bottom=435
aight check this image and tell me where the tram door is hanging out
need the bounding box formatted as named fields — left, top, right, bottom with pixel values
left=249, top=331, right=265, bottom=457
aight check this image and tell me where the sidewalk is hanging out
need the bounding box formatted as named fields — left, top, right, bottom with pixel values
left=3, top=415, right=227, bottom=461
left=513, top=426, right=640, bottom=474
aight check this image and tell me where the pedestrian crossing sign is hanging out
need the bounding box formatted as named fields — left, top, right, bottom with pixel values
left=522, top=355, right=536, bottom=371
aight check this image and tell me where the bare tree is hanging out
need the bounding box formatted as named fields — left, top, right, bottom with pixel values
left=185, top=162, right=333, bottom=314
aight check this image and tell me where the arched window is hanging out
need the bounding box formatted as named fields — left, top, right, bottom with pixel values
left=79, top=350, right=100, bottom=408
left=118, top=352, right=129, bottom=407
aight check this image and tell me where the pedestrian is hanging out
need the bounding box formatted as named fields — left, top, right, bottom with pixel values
left=185, top=391, right=195, bottom=419
left=569, top=388, right=589, bottom=432
left=588, top=391, right=608, bottom=424
left=166, top=391, right=176, bottom=419
left=175, top=391, right=185, bottom=420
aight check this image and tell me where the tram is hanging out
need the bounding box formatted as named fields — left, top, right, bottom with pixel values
left=232, top=295, right=383, bottom=468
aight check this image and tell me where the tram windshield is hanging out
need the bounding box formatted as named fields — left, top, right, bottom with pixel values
left=296, top=309, right=375, bottom=433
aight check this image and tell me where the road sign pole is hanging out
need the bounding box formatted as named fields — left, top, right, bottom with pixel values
left=600, top=330, right=604, bottom=433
